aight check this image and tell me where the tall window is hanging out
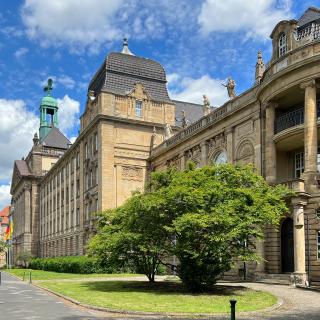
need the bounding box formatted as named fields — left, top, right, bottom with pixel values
left=135, top=100, right=142, bottom=117
left=215, top=151, right=228, bottom=164
left=295, top=152, right=304, bottom=178
left=318, top=231, right=320, bottom=259
left=279, top=33, right=286, bottom=57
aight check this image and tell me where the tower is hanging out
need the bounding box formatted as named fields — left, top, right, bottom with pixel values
left=39, top=79, right=58, bottom=141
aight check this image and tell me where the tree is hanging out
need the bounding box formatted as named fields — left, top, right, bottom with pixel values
left=88, top=191, right=172, bottom=282
left=17, top=250, right=32, bottom=268
left=0, top=240, right=7, bottom=254
left=159, top=163, right=291, bottom=291
left=89, top=163, right=290, bottom=290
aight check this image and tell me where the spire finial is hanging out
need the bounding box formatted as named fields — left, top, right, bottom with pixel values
left=121, top=38, right=134, bottom=55
left=44, top=78, right=53, bottom=96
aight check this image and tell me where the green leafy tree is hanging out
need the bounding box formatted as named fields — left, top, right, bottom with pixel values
left=160, top=163, right=290, bottom=291
left=89, top=163, right=290, bottom=290
left=88, top=191, right=171, bottom=282
left=0, top=240, right=7, bottom=254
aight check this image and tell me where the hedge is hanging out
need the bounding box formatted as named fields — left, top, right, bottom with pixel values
left=29, top=256, right=112, bottom=274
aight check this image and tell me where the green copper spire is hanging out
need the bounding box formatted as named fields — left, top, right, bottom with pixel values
left=39, top=78, right=58, bottom=141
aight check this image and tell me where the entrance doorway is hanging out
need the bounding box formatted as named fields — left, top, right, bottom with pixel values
left=281, top=218, right=294, bottom=272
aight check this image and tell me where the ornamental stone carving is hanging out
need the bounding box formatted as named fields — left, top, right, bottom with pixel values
left=186, top=145, right=201, bottom=167
left=122, top=166, right=143, bottom=181
left=166, top=155, right=181, bottom=169
left=207, top=133, right=226, bottom=161
left=236, top=139, right=254, bottom=164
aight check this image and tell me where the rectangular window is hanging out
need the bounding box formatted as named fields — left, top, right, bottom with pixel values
left=76, top=151, right=80, bottom=168
left=94, top=132, right=98, bottom=151
left=85, top=143, right=88, bottom=159
left=295, top=152, right=304, bottom=178
left=135, top=100, right=142, bottom=117
left=76, top=208, right=80, bottom=226
left=318, top=231, right=320, bottom=260
left=76, top=179, right=80, bottom=197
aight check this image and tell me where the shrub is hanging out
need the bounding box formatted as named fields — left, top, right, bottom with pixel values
left=29, top=256, right=115, bottom=274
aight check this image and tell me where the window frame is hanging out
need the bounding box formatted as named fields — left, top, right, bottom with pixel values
left=135, top=100, right=143, bottom=118
left=278, top=33, right=287, bottom=57
left=295, top=152, right=304, bottom=178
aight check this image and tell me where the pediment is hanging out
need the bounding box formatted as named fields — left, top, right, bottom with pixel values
left=127, top=82, right=151, bottom=101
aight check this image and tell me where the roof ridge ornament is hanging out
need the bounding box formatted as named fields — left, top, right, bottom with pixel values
left=121, top=38, right=134, bottom=55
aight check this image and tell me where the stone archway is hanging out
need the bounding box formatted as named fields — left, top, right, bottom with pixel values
left=281, top=218, right=294, bottom=273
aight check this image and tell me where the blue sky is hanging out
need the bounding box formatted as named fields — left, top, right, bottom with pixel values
left=0, top=0, right=319, bottom=207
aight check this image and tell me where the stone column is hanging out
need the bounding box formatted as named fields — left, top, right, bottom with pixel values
left=180, top=152, right=186, bottom=171
left=300, top=80, right=317, bottom=190
left=200, top=141, right=208, bottom=167
left=226, top=127, right=234, bottom=163
left=265, top=102, right=277, bottom=184
left=291, top=199, right=307, bottom=286
left=255, top=238, right=266, bottom=274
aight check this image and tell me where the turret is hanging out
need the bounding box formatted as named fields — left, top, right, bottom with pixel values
left=39, top=79, right=58, bottom=141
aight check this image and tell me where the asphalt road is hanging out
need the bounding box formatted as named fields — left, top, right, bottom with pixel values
left=0, top=272, right=98, bottom=320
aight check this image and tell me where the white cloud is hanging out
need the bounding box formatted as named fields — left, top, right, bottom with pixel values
left=57, top=95, right=80, bottom=134
left=168, top=74, right=229, bottom=107
left=14, top=47, right=29, bottom=59
left=21, top=0, right=124, bottom=53
left=57, top=75, right=75, bottom=89
left=0, top=184, right=11, bottom=209
left=198, top=0, right=292, bottom=39
left=0, top=99, right=38, bottom=181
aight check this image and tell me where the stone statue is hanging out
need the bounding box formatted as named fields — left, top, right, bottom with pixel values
left=164, top=123, right=173, bottom=140
left=33, top=132, right=39, bottom=146
left=203, top=95, right=211, bottom=116
left=222, top=77, right=236, bottom=99
left=255, top=50, right=265, bottom=84
left=181, top=110, right=187, bottom=128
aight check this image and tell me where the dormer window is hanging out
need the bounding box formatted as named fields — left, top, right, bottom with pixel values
left=278, top=33, right=287, bottom=57
left=135, top=100, right=142, bottom=117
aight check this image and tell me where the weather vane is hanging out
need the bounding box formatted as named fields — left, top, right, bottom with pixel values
left=44, top=78, right=53, bottom=96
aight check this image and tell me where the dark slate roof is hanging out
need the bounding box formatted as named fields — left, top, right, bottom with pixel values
left=298, top=7, right=320, bottom=27
left=41, top=127, right=70, bottom=149
left=15, top=160, right=31, bottom=176
left=88, top=52, right=171, bottom=103
left=173, top=100, right=214, bottom=127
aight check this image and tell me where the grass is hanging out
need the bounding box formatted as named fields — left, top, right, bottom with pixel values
left=39, top=280, right=277, bottom=314
left=5, top=268, right=140, bottom=281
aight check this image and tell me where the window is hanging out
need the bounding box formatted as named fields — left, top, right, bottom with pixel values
left=279, top=33, right=286, bottom=57
left=318, top=231, right=320, bottom=260
left=85, top=143, right=88, bottom=159
left=295, top=152, right=304, bottom=178
left=94, top=132, right=98, bottom=151
left=316, top=208, right=320, bottom=219
left=76, top=208, right=80, bottom=226
left=76, top=179, right=80, bottom=197
left=215, top=151, right=228, bottom=164
left=76, top=152, right=80, bottom=168
left=135, top=100, right=142, bottom=117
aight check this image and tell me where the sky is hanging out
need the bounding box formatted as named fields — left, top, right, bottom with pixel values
left=0, top=0, right=319, bottom=208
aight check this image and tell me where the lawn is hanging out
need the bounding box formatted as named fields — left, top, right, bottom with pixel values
left=4, top=268, right=140, bottom=281
left=39, top=280, right=277, bottom=314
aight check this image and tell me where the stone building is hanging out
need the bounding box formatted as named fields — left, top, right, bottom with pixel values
left=10, top=7, right=320, bottom=286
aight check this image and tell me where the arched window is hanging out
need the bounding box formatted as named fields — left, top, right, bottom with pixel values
left=214, top=151, right=227, bottom=164
left=278, top=33, right=286, bottom=57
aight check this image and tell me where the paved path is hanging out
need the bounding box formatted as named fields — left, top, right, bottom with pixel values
left=0, top=272, right=99, bottom=320
left=1, top=272, right=320, bottom=319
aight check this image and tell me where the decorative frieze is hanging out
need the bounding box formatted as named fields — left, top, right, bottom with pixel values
left=185, top=145, right=201, bottom=166
left=122, top=166, right=143, bottom=181
left=166, top=155, right=181, bottom=169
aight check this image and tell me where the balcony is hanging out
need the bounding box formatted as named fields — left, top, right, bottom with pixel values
left=275, top=102, right=320, bottom=134
left=280, top=178, right=306, bottom=194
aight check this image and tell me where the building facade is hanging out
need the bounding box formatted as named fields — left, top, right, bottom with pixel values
left=11, top=7, right=320, bottom=286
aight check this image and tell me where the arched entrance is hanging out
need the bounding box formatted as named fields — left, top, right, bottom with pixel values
left=281, top=218, right=294, bottom=273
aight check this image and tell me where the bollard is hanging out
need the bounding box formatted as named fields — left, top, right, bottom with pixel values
left=0, top=271, right=1, bottom=285
left=230, top=299, right=237, bottom=320
left=23, top=272, right=25, bottom=281
left=29, top=271, right=32, bottom=284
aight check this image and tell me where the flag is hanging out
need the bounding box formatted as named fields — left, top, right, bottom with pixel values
left=4, top=225, right=10, bottom=241
left=9, top=216, right=13, bottom=240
